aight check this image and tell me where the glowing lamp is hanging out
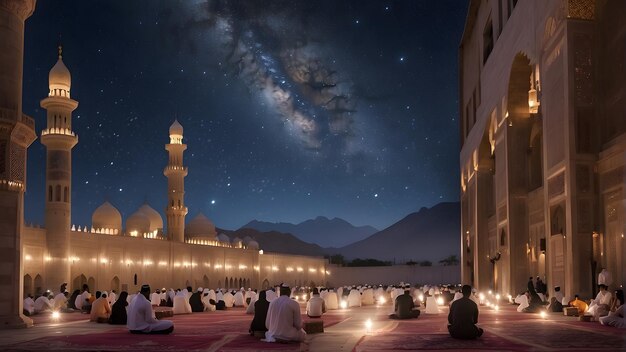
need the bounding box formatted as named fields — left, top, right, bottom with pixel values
left=495, top=294, right=501, bottom=301
left=436, top=297, right=444, bottom=306
left=528, top=88, right=539, bottom=114
left=379, top=297, right=386, bottom=304
left=365, top=318, right=373, bottom=333
left=488, top=290, right=492, bottom=295
left=340, top=300, right=348, bottom=309
left=418, top=294, right=424, bottom=302
left=540, top=310, right=547, bottom=319
left=52, top=311, right=60, bottom=320
left=494, top=305, right=499, bottom=311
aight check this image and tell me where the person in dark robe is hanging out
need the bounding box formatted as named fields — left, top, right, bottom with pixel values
left=189, top=288, right=204, bottom=312
left=547, top=296, right=563, bottom=312
left=389, top=286, right=420, bottom=319
left=448, top=284, right=483, bottom=339
left=249, top=290, right=270, bottom=335
left=108, top=291, right=128, bottom=325
left=522, top=278, right=544, bottom=313
left=67, top=289, right=80, bottom=310
left=216, top=299, right=226, bottom=310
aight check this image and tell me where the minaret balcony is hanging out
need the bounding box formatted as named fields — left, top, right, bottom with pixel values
left=41, top=127, right=76, bottom=137
left=163, top=165, right=188, bottom=176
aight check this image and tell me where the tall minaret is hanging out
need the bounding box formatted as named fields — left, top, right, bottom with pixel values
left=0, top=0, right=37, bottom=328
left=164, top=120, right=188, bottom=242
left=40, top=45, right=78, bottom=291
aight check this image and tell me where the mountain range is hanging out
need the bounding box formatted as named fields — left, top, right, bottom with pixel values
left=222, top=202, right=460, bottom=263
left=240, top=216, right=378, bottom=248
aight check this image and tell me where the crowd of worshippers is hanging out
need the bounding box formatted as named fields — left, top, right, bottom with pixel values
left=510, top=269, right=624, bottom=328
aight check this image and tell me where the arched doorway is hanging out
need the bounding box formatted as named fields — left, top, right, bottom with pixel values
left=34, top=274, right=43, bottom=296
left=73, top=274, right=87, bottom=291
left=23, top=274, right=33, bottom=297
left=224, top=277, right=228, bottom=289
left=229, top=277, right=234, bottom=289
left=203, top=275, right=210, bottom=289
left=110, top=276, right=120, bottom=293
left=88, top=277, right=96, bottom=291
left=238, top=278, right=242, bottom=288
left=261, top=279, right=270, bottom=290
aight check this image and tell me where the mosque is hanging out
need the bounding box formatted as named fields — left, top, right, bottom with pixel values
left=460, top=0, right=625, bottom=300
left=0, top=0, right=327, bottom=327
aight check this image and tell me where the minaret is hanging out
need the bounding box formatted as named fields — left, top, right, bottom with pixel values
left=164, top=120, right=188, bottom=242
left=40, top=45, right=78, bottom=292
left=0, top=0, right=37, bottom=328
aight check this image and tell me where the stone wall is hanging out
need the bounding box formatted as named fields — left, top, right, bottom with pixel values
left=326, top=265, right=460, bottom=288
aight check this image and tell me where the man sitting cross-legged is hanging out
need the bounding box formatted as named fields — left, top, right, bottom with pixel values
left=127, top=284, right=174, bottom=334
left=448, top=284, right=483, bottom=339
left=389, top=285, right=420, bottom=319
left=265, top=284, right=306, bottom=343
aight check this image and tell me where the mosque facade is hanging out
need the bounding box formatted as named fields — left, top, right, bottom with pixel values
left=0, top=1, right=326, bottom=327
left=460, top=0, right=625, bottom=299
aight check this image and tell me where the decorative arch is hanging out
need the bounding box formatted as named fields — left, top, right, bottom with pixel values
left=224, top=277, right=228, bottom=289
left=551, top=205, right=565, bottom=235
left=203, top=275, right=209, bottom=289
left=88, top=276, right=96, bottom=291
left=217, top=280, right=222, bottom=289
left=261, top=279, right=270, bottom=290
left=238, top=278, right=243, bottom=288
left=110, top=276, right=120, bottom=293
left=34, top=274, right=43, bottom=296
left=229, top=277, right=234, bottom=289
left=73, top=274, right=87, bottom=291
left=23, top=274, right=33, bottom=297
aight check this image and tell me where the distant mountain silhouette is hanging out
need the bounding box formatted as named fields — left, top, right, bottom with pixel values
left=332, top=202, right=460, bottom=263
left=219, top=228, right=327, bottom=257
left=240, top=216, right=378, bottom=248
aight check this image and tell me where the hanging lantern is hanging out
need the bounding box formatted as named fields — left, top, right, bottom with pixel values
left=528, top=87, right=539, bottom=114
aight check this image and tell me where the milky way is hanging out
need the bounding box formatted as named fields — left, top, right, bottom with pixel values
left=22, top=0, right=466, bottom=232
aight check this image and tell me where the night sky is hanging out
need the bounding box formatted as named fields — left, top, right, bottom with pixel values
left=22, top=1, right=466, bottom=233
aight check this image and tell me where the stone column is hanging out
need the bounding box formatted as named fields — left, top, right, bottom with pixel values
left=0, top=0, right=37, bottom=328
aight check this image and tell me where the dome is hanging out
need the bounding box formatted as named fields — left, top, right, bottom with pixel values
left=169, top=119, right=183, bottom=136
left=92, top=201, right=122, bottom=232
left=247, top=240, right=259, bottom=250
left=185, top=213, right=217, bottom=238
left=217, top=233, right=230, bottom=243
left=243, top=236, right=253, bottom=244
left=138, top=204, right=163, bottom=231
left=48, top=47, right=71, bottom=94
left=232, top=236, right=242, bottom=243
left=126, top=210, right=150, bottom=235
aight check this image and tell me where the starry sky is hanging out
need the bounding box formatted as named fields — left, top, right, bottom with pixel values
left=22, top=0, right=466, bottom=233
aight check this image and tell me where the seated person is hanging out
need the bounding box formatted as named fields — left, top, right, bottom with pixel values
left=249, top=290, right=270, bottom=335
left=53, top=290, right=69, bottom=312
left=201, top=289, right=216, bottom=312
left=265, top=284, right=306, bottom=343
left=173, top=289, right=192, bottom=314
left=23, top=294, right=35, bottom=316
left=569, top=295, right=589, bottom=315
left=189, top=288, right=204, bottom=312
left=522, top=281, right=544, bottom=313
left=587, top=284, right=612, bottom=319
left=389, top=286, right=420, bottom=319
left=109, top=291, right=128, bottom=325
left=547, top=296, right=563, bottom=312
left=127, top=284, right=174, bottom=334
left=600, top=289, right=625, bottom=328
left=306, top=288, right=326, bottom=318
left=90, top=292, right=111, bottom=322
left=67, top=290, right=80, bottom=310
left=34, top=293, right=54, bottom=314
left=448, top=285, right=483, bottom=339
left=554, top=286, right=564, bottom=305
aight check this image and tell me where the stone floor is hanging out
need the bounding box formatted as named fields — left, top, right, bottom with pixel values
left=1, top=303, right=625, bottom=351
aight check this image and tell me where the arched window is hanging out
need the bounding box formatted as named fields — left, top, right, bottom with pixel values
left=500, top=229, right=506, bottom=246
left=63, top=186, right=69, bottom=202
left=48, top=186, right=53, bottom=202
left=55, top=185, right=61, bottom=202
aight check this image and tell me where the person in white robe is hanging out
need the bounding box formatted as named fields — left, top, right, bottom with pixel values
left=216, top=289, right=224, bottom=303
left=553, top=286, right=564, bottom=305
left=202, top=288, right=216, bottom=311
left=24, top=295, right=35, bottom=316
left=128, top=293, right=137, bottom=304
left=451, top=291, right=463, bottom=305
left=587, top=284, right=612, bottom=319
left=127, top=284, right=173, bottom=334
left=348, top=288, right=362, bottom=307
left=208, top=289, right=217, bottom=303
left=264, top=284, right=306, bottom=343
left=223, top=291, right=235, bottom=308
left=108, top=290, right=117, bottom=306
left=324, top=289, right=339, bottom=310
left=53, top=291, right=68, bottom=311
left=159, top=289, right=167, bottom=305
left=246, top=293, right=258, bottom=314
left=266, top=289, right=277, bottom=302
left=306, top=288, right=326, bottom=318
left=75, top=287, right=91, bottom=311
left=34, top=294, right=54, bottom=314
left=234, top=288, right=246, bottom=307
left=166, top=289, right=175, bottom=306
left=337, top=287, right=343, bottom=298
left=598, top=268, right=612, bottom=287
left=173, top=289, right=192, bottom=314
left=515, top=293, right=529, bottom=312
left=245, top=289, right=256, bottom=305
left=361, top=288, right=375, bottom=305
left=150, top=289, right=162, bottom=306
